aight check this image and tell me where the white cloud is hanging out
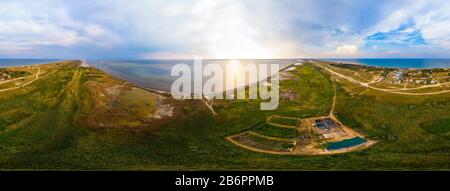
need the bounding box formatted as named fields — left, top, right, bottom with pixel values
left=0, top=0, right=121, bottom=52
left=90, top=0, right=300, bottom=59
left=336, top=45, right=358, bottom=55
left=1, top=0, right=450, bottom=58
left=140, top=52, right=195, bottom=60
left=366, top=0, right=450, bottom=50
left=414, top=2, right=450, bottom=49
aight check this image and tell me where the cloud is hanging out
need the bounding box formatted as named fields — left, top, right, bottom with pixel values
left=362, top=0, right=450, bottom=54
left=1, top=0, right=450, bottom=58
left=364, top=22, right=426, bottom=47
left=140, top=52, right=196, bottom=60
left=414, top=2, right=450, bottom=49
left=0, top=0, right=121, bottom=57
left=86, top=0, right=301, bottom=59
left=336, top=45, right=358, bottom=55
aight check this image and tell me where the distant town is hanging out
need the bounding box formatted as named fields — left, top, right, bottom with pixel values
left=330, top=62, right=450, bottom=86
left=391, top=68, right=450, bottom=85
left=0, top=66, right=32, bottom=81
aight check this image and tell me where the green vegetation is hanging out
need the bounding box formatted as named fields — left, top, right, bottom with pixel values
left=0, top=61, right=448, bottom=170
left=421, top=118, right=450, bottom=134
left=232, top=132, right=295, bottom=152
left=0, top=68, right=31, bottom=81
left=252, top=123, right=298, bottom=139
left=0, top=118, right=6, bottom=131
left=334, top=82, right=450, bottom=167
left=117, top=88, right=158, bottom=118
left=268, top=116, right=298, bottom=126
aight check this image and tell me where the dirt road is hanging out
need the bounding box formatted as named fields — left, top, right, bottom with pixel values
left=0, top=67, right=40, bottom=93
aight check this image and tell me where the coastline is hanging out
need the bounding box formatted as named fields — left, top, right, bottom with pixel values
left=0, top=59, right=63, bottom=68
left=2, top=59, right=448, bottom=96
left=87, top=62, right=172, bottom=94
left=87, top=60, right=297, bottom=96
left=320, top=58, right=450, bottom=69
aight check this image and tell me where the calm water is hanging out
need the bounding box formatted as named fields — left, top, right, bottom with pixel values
left=89, top=59, right=294, bottom=92
left=0, top=58, right=293, bottom=92
left=0, top=59, right=61, bottom=67
left=323, top=58, right=450, bottom=69
left=326, top=137, right=367, bottom=151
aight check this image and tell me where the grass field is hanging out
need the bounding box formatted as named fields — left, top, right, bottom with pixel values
left=117, top=88, right=158, bottom=118
left=0, top=61, right=449, bottom=170
left=231, top=132, right=295, bottom=152
left=421, top=118, right=450, bottom=135
left=252, top=123, right=298, bottom=139
left=267, top=116, right=299, bottom=127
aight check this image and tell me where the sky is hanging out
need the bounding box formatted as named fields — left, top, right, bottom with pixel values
left=0, top=0, right=449, bottom=59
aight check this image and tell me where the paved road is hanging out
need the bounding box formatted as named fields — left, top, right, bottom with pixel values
left=314, top=63, right=450, bottom=96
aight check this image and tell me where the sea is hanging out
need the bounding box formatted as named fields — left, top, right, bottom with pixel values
left=0, top=59, right=62, bottom=67
left=1, top=58, right=449, bottom=92
left=87, top=59, right=295, bottom=92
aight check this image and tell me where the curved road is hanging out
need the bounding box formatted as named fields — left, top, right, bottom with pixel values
left=314, top=63, right=450, bottom=96
left=0, top=67, right=40, bottom=93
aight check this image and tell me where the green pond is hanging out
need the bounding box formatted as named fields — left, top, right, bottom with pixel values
left=326, top=137, right=367, bottom=150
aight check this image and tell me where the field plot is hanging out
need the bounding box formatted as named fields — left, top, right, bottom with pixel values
left=252, top=122, right=298, bottom=139
left=226, top=62, right=374, bottom=156
left=227, top=114, right=373, bottom=155
left=228, top=132, right=296, bottom=152
left=266, top=115, right=299, bottom=128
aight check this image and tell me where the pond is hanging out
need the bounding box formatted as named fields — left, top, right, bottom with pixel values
left=326, top=137, right=367, bottom=150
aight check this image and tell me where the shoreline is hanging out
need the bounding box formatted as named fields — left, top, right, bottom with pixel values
left=87, top=60, right=297, bottom=96
left=2, top=59, right=448, bottom=96
left=0, top=59, right=64, bottom=68
left=87, top=62, right=173, bottom=95
left=2, top=58, right=449, bottom=70
left=320, top=59, right=450, bottom=69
